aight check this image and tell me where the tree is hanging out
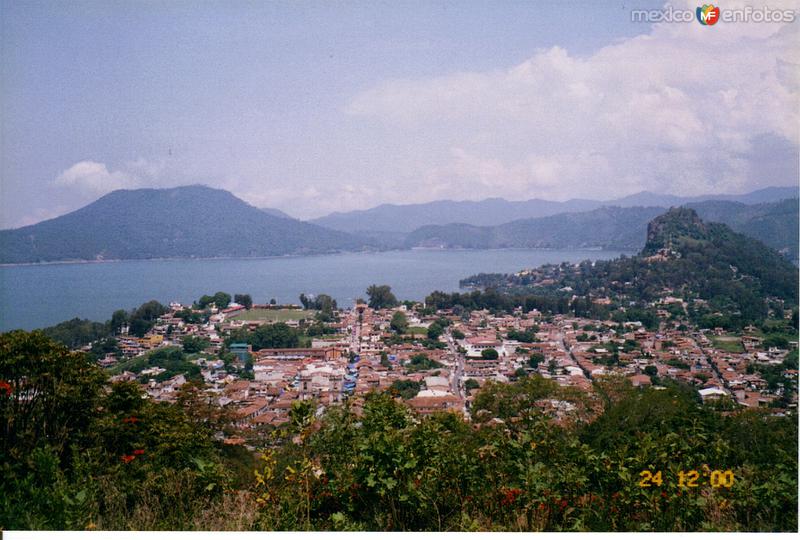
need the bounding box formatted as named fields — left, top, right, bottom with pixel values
left=0, top=331, right=106, bottom=458
left=316, top=294, right=337, bottom=313
left=182, top=335, right=211, bottom=354
left=42, top=318, right=110, bottom=348
left=234, top=294, right=253, bottom=309
left=644, top=365, right=658, bottom=377
left=404, top=353, right=442, bottom=372
left=464, top=378, right=480, bottom=392
left=197, top=294, right=215, bottom=309
left=366, top=284, right=398, bottom=310
left=129, top=300, right=168, bottom=337
left=426, top=322, right=444, bottom=341
left=213, top=291, right=232, bottom=309
left=249, top=323, right=300, bottom=350
left=390, top=311, right=409, bottom=334
left=389, top=379, right=421, bottom=399
left=529, top=352, right=544, bottom=368
left=109, top=309, right=129, bottom=334
left=481, top=348, right=499, bottom=360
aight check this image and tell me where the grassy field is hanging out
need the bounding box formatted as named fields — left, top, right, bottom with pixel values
left=229, top=308, right=316, bottom=322
left=710, top=335, right=745, bottom=353
left=407, top=326, right=428, bottom=336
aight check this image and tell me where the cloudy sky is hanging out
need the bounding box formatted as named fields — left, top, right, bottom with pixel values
left=1, top=0, right=798, bottom=228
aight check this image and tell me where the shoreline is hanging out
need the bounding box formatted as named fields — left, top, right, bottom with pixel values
left=0, top=246, right=637, bottom=268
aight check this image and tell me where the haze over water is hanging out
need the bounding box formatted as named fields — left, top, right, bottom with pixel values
left=0, top=248, right=631, bottom=331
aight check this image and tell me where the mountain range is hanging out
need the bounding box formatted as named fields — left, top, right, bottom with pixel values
left=0, top=184, right=796, bottom=264
left=310, top=186, right=797, bottom=234
left=402, top=198, right=799, bottom=262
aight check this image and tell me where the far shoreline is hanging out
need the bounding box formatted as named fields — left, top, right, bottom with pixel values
left=0, top=246, right=637, bottom=268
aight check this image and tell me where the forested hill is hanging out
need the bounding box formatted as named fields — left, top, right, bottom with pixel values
left=0, top=186, right=370, bottom=264
left=639, top=207, right=797, bottom=302
left=462, top=208, right=798, bottom=326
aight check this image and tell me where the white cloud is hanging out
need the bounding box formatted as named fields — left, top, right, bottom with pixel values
left=54, top=161, right=138, bottom=193
left=53, top=158, right=172, bottom=196
left=346, top=0, right=799, bottom=202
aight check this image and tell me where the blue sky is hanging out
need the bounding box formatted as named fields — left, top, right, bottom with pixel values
left=1, top=0, right=798, bottom=228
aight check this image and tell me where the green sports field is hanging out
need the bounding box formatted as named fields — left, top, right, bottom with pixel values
left=228, top=308, right=316, bottom=322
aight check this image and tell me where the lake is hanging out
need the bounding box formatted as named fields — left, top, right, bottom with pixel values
left=0, top=248, right=631, bottom=331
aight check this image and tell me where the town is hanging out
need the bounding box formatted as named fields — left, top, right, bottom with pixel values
left=81, top=281, right=797, bottom=446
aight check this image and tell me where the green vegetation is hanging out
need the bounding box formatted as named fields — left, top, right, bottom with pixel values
left=228, top=323, right=302, bottom=351
left=108, top=347, right=200, bottom=381
left=464, top=378, right=480, bottom=392
left=42, top=318, right=110, bottom=349
left=710, top=335, right=745, bottom=354
left=529, top=353, right=544, bottom=368
left=1, top=331, right=235, bottom=530
left=366, top=284, right=398, bottom=310
left=182, top=336, right=211, bottom=354
left=507, top=328, right=540, bottom=342
left=234, top=294, right=253, bottom=309
left=229, top=308, right=316, bottom=322
left=481, top=348, right=499, bottom=360
left=299, top=293, right=337, bottom=313
left=458, top=209, right=798, bottom=330
left=390, top=311, right=409, bottom=334
left=41, top=299, right=168, bottom=346
left=1, top=331, right=797, bottom=531
left=197, top=292, right=231, bottom=309
left=389, top=379, right=421, bottom=399
left=404, top=353, right=442, bottom=372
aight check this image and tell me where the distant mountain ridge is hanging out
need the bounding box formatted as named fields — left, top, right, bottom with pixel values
left=401, top=198, right=799, bottom=263
left=260, top=207, right=294, bottom=220
left=311, top=186, right=798, bottom=233
left=0, top=185, right=369, bottom=264
left=404, top=206, right=665, bottom=250
left=2, top=185, right=796, bottom=265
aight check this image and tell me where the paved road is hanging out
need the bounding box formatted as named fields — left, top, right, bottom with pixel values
left=446, top=331, right=465, bottom=398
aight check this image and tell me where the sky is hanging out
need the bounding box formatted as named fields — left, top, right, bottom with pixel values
left=1, top=0, right=798, bottom=228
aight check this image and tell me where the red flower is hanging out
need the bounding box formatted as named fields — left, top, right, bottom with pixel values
left=133, top=449, right=145, bottom=455
left=0, top=380, right=11, bottom=396
left=661, top=491, right=667, bottom=498
left=121, top=454, right=136, bottom=464
left=122, top=416, right=139, bottom=424
left=500, top=487, right=523, bottom=506
left=559, top=499, right=568, bottom=510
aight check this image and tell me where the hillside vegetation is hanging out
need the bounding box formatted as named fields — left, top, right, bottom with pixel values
left=0, top=330, right=796, bottom=531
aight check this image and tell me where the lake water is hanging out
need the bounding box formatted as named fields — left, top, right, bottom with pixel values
left=0, top=248, right=631, bottom=331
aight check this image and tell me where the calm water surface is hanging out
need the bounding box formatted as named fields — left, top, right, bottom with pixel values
left=0, top=249, right=631, bottom=331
